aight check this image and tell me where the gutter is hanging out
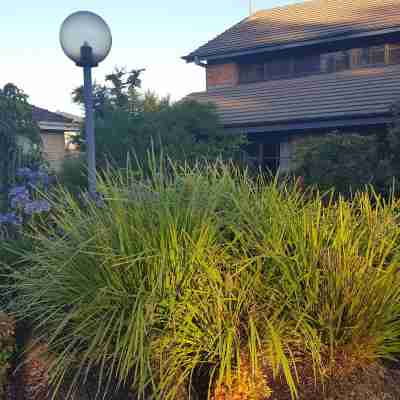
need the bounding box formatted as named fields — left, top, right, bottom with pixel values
left=221, top=114, right=392, bottom=135
left=38, top=121, right=81, bottom=132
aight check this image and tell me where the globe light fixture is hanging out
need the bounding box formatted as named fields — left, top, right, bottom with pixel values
left=60, top=11, right=112, bottom=195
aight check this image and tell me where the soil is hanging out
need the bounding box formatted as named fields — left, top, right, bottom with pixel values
left=267, top=363, right=400, bottom=400
left=211, top=354, right=400, bottom=400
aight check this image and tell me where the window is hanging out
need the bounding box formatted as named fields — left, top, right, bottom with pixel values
left=237, top=42, right=400, bottom=85
left=321, top=51, right=350, bottom=73
left=239, top=63, right=264, bottom=83
left=369, top=45, right=386, bottom=64
left=265, top=59, right=293, bottom=79
left=294, top=55, right=321, bottom=75
left=388, top=44, right=400, bottom=64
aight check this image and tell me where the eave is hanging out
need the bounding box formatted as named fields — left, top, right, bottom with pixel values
left=183, top=26, right=400, bottom=63
left=222, top=114, right=392, bottom=135
left=38, top=121, right=80, bottom=133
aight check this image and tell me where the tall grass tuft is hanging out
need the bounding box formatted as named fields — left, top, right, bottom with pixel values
left=8, top=161, right=400, bottom=399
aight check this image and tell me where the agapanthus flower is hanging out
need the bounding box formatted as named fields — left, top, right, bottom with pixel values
left=0, top=212, right=22, bottom=226
left=24, top=200, right=51, bottom=215
left=16, top=167, right=32, bottom=178
left=10, top=191, right=31, bottom=209
left=9, top=185, right=28, bottom=197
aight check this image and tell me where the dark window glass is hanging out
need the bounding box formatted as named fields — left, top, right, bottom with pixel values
left=239, top=64, right=264, bottom=83
left=388, top=44, right=400, bottom=64
left=369, top=45, right=385, bottom=64
left=262, top=143, right=280, bottom=172
left=265, top=59, right=292, bottom=79
left=294, top=55, right=320, bottom=75
left=321, top=51, right=350, bottom=73
left=360, top=48, right=370, bottom=65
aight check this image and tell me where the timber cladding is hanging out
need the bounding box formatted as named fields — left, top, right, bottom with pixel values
left=40, top=132, right=65, bottom=162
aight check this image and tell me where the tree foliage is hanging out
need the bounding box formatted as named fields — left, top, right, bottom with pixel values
left=293, top=105, right=400, bottom=196
left=0, top=83, right=41, bottom=193
left=293, top=133, right=379, bottom=194
left=72, top=68, right=246, bottom=169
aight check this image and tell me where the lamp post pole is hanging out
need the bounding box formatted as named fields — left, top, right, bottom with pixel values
left=59, top=10, right=112, bottom=197
left=83, top=64, right=96, bottom=195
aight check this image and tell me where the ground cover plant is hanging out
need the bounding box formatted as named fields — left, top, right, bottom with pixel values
left=7, top=161, right=400, bottom=399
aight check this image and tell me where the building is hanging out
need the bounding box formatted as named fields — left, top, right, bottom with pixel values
left=31, top=106, right=81, bottom=170
left=184, top=0, right=400, bottom=171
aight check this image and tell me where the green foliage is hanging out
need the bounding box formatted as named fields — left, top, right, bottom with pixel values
left=57, top=156, right=88, bottom=195
left=72, top=67, right=146, bottom=118
left=90, top=99, right=245, bottom=169
left=293, top=133, right=379, bottom=195
left=10, top=162, right=400, bottom=399
left=72, top=67, right=246, bottom=170
left=0, top=83, right=42, bottom=196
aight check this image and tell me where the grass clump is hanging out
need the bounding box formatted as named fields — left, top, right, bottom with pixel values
left=8, top=162, right=400, bottom=399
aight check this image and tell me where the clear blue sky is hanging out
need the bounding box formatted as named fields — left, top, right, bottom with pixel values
left=1, top=0, right=297, bottom=115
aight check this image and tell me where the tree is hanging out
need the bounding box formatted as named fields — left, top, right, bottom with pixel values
left=72, top=68, right=246, bottom=169
left=0, top=84, right=41, bottom=195
left=72, top=67, right=146, bottom=118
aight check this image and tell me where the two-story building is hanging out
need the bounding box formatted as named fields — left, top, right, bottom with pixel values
left=184, top=0, right=400, bottom=171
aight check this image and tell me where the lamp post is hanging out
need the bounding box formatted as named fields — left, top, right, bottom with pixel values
left=59, top=11, right=112, bottom=196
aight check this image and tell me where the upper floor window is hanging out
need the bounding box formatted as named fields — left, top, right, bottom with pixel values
left=239, top=63, right=264, bottom=83
left=238, top=43, right=400, bottom=84
left=265, top=59, right=292, bottom=79
left=294, top=54, right=321, bottom=75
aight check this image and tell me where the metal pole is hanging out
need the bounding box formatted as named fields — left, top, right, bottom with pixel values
left=83, top=65, right=96, bottom=196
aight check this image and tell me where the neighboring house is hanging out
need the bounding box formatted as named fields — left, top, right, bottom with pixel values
left=184, top=0, right=400, bottom=171
left=31, top=106, right=80, bottom=170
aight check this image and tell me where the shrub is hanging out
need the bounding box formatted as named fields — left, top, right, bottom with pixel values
left=293, top=133, right=379, bottom=195
left=9, top=163, right=400, bottom=399
left=57, top=156, right=88, bottom=195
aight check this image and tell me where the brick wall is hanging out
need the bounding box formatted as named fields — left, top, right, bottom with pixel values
left=206, top=63, right=239, bottom=90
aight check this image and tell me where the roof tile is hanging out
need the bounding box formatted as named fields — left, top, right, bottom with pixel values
left=185, top=0, right=400, bottom=60
left=186, top=65, right=400, bottom=127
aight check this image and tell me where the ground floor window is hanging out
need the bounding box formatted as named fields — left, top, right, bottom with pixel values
left=246, top=140, right=281, bottom=172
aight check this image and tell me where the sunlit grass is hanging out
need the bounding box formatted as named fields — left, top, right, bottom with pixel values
left=8, top=160, right=400, bottom=399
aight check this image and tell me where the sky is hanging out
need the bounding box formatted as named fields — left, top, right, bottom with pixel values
left=1, top=0, right=298, bottom=115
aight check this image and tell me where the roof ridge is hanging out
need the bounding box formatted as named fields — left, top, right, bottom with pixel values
left=183, top=0, right=400, bottom=61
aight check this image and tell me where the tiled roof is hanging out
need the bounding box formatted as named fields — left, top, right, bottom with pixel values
left=32, top=106, right=73, bottom=124
left=186, top=65, right=400, bottom=129
left=184, top=0, right=400, bottom=61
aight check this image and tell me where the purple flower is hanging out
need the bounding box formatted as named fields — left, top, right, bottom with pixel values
left=0, top=212, right=22, bottom=226
left=16, top=167, right=32, bottom=178
left=10, top=191, right=31, bottom=209
left=24, top=200, right=51, bottom=215
left=9, top=185, right=28, bottom=197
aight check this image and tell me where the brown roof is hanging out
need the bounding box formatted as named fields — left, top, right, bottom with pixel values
left=186, top=64, right=400, bottom=129
left=184, top=0, right=400, bottom=61
left=32, top=106, right=73, bottom=124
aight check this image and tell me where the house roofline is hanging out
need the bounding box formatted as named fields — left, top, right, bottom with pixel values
left=38, top=121, right=80, bottom=132
left=222, top=114, right=392, bottom=135
left=183, top=26, right=400, bottom=63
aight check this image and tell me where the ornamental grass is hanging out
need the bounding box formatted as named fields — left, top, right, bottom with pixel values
left=8, top=161, right=400, bottom=399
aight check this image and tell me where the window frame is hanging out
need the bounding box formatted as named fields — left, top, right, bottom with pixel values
left=237, top=43, right=400, bottom=85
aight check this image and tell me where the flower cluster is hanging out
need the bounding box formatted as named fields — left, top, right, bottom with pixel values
left=0, top=168, right=53, bottom=236
left=0, top=213, right=22, bottom=226
left=24, top=200, right=51, bottom=216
